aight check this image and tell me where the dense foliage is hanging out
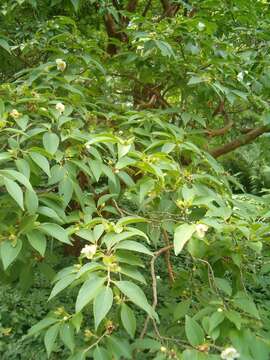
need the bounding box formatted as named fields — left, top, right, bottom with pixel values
left=0, top=1, right=270, bottom=359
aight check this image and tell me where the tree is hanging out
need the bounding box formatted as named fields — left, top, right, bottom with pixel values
left=0, top=0, right=270, bottom=359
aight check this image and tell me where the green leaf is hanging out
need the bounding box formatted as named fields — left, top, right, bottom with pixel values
left=106, top=336, right=132, bottom=359
left=119, top=265, right=146, bottom=284
left=0, top=38, right=11, bottom=54
left=15, top=158, right=30, bottom=179
left=0, top=239, right=22, bottom=270
left=27, top=230, right=47, bottom=256
left=208, top=312, right=224, bottom=333
left=234, top=294, right=260, bottom=319
left=174, top=224, right=196, bottom=255
left=115, top=281, right=158, bottom=320
left=49, top=274, right=77, bottom=300
left=43, top=132, right=59, bottom=155
left=70, top=0, right=80, bottom=12
left=71, top=312, right=83, bottom=333
left=173, top=300, right=191, bottom=320
left=93, top=346, right=110, bottom=360
left=59, top=177, right=73, bottom=206
left=187, top=76, right=206, bottom=85
left=115, top=240, right=152, bottom=256
left=28, top=318, right=58, bottom=337
left=44, top=323, right=60, bottom=357
left=39, top=223, right=71, bottom=244
left=0, top=169, right=33, bottom=191
left=185, top=315, right=204, bottom=346
left=121, top=304, right=136, bottom=338
left=118, top=143, right=131, bottom=159
left=117, top=216, right=147, bottom=227
left=4, top=177, right=24, bottom=210
left=215, top=277, right=232, bottom=296
left=93, top=286, right=113, bottom=330
left=225, top=310, right=242, bottom=330
left=25, top=189, right=39, bottom=215
left=30, top=152, right=51, bottom=177
left=75, top=276, right=105, bottom=312
left=60, top=323, right=75, bottom=353
left=89, top=160, right=103, bottom=182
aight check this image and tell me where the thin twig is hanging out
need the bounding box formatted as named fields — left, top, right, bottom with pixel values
left=140, top=245, right=173, bottom=338
left=162, top=229, right=175, bottom=283
left=83, top=332, right=107, bottom=353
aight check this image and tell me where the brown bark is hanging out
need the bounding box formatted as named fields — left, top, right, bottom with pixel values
left=160, top=0, right=180, bottom=17
left=210, top=125, right=270, bottom=158
left=103, top=1, right=139, bottom=55
left=127, top=0, right=139, bottom=12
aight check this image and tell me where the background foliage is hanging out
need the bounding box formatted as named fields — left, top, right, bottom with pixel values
left=0, top=0, right=270, bottom=359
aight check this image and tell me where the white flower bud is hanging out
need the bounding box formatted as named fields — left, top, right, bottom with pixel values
left=55, top=58, right=67, bottom=72
left=197, top=22, right=206, bottom=31
left=55, top=102, right=65, bottom=114
left=10, top=109, right=21, bottom=119
left=221, top=347, right=240, bottom=360
left=237, top=72, right=244, bottom=81
left=195, top=224, right=209, bottom=239
left=81, top=244, right=97, bottom=259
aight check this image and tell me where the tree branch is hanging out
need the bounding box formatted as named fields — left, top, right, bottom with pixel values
left=210, top=125, right=270, bottom=158
left=160, top=0, right=180, bottom=17
left=126, top=0, right=139, bottom=12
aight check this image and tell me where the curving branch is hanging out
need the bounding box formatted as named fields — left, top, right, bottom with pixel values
left=210, top=125, right=270, bottom=158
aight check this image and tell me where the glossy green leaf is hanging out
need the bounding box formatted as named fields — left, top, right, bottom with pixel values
left=4, top=177, right=24, bottom=210
left=75, top=276, right=105, bottom=312
left=0, top=239, right=22, bottom=270
left=115, top=240, right=152, bottom=256
left=30, top=152, right=51, bottom=177
left=27, top=230, right=47, bottom=256
left=25, top=189, right=39, bottom=215
left=174, top=224, right=196, bottom=255
left=185, top=315, right=204, bottom=346
left=39, top=223, right=71, bottom=244
left=28, top=318, right=58, bottom=337
left=60, top=323, right=75, bottom=353
left=121, top=304, right=136, bottom=338
left=93, top=286, right=113, bottom=329
left=43, top=132, right=59, bottom=155
left=49, top=274, right=77, bottom=300
left=44, top=323, right=60, bottom=357
left=115, top=281, right=157, bottom=320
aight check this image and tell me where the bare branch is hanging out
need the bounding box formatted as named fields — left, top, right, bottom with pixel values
left=140, top=245, right=173, bottom=339
left=163, top=229, right=175, bottom=283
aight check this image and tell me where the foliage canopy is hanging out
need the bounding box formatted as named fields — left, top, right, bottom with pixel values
left=0, top=0, right=270, bottom=359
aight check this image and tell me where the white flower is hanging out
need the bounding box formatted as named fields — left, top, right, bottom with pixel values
left=196, top=224, right=209, bottom=239
left=55, top=58, right=66, bottom=72
left=55, top=102, right=65, bottom=114
left=81, top=244, right=97, bottom=259
left=237, top=72, right=244, bottom=81
left=10, top=109, right=21, bottom=119
left=221, top=347, right=240, bottom=360
left=197, top=22, right=206, bottom=31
